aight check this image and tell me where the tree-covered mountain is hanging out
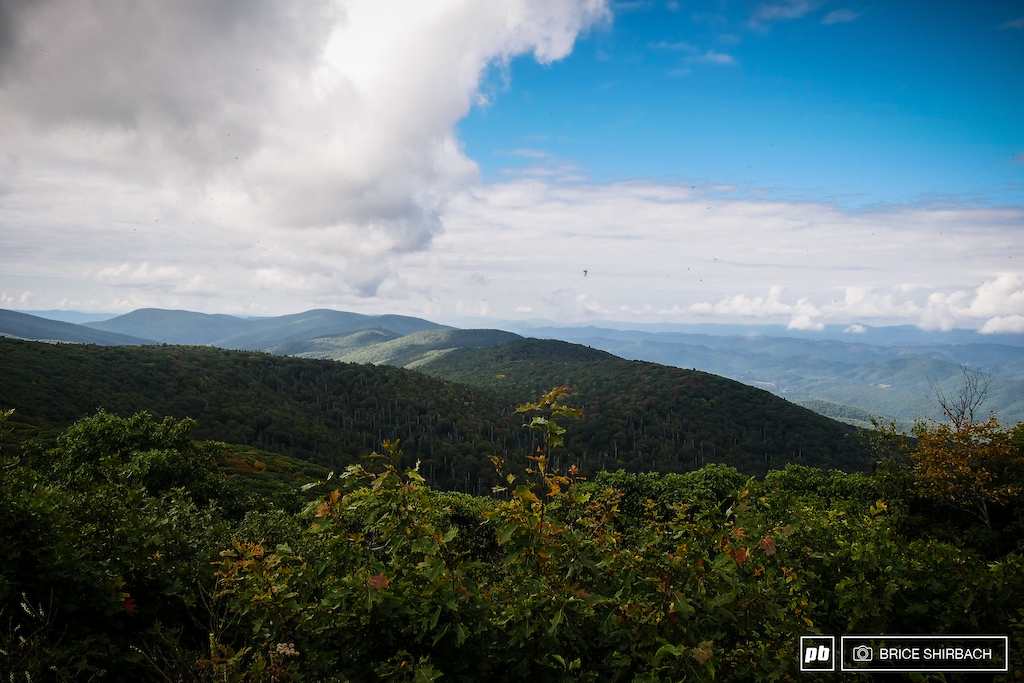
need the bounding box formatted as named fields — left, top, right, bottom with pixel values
left=12, top=306, right=1022, bottom=432
left=0, top=309, right=155, bottom=345
left=80, top=308, right=453, bottom=349
left=0, top=336, right=868, bottom=491
left=417, top=338, right=868, bottom=475
left=81, top=308, right=251, bottom=344
left=281, top=328, right=523, bottom=368
left=514, top=325, right=1024, bottom=426
left=266, top=327, right=404, bottom=356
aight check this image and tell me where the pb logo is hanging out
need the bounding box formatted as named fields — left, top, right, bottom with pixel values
left=800, top=636, right=836, bottom=672
left=805, top=645, right=831, bottom=663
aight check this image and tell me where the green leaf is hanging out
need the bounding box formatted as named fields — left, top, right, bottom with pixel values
left=496, top=523, right=515, bottom=545
left=547, top=609, right=564, bottom=634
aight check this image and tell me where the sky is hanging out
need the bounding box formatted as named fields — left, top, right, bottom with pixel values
left=1, top=0, right=1022, bottom=333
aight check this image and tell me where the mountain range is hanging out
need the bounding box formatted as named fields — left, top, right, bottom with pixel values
left=0, top=334, right=866, bottom=487
left=81, top=307, right=451, bottom=348
left=5, top=307, right=1023, bottom=428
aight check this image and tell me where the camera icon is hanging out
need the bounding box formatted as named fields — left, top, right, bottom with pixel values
left=852, top=645, right=873, bottom=663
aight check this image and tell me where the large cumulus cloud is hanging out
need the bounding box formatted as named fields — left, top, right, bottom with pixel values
left=0, top=0, right=609, bottom=302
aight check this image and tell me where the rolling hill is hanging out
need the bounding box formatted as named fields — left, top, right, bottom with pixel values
left=0, top=309, right=155, bottom=345
left=417, top=338, right=868, bottom=475
left=282, top=328, right=523, bottom=368
left=266, top=328, right=404, bottom=356
left=0, top=336, right=869, bottom=490
left=10, top=307, right=1023, bottom=432
left=82, top=308, right=453, bottom=349
left=79, top=308, right=250, bottom=344
left=514, top=326, right=1024, bottom=427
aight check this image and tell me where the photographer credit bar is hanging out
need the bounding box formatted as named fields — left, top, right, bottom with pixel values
left=840, top=635, right=1009, bottom=673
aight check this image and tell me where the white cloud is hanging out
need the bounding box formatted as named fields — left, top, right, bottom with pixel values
left=980, top=315, right=1024, bottom=334
left=912, top=274, right=1024, bottom=331
left=97, top=263, right=216, bottom=297
left=821, top=9, right=860, bottom=25
left=750, top=0, right=823, bottom=28
left=396, top=177, right=1024, bottom=329
left=687, top=50, right=737, bottom=65
left=844, top=324, right=867, bottom=334
left=0, top=0, right=610, bottom=305
left=507, top=149, right=550, bottom=158
left=788, top=314, right=824, bottom=331
left=651, top=40, right=735, bottom=67
left=650, top=40, right=695, bottom=51
left=689, top=287, right=823, bottom=330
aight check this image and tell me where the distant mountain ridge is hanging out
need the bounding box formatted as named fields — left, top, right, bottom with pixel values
left=0, top=309, right=155, bottom=346
left=279, top=328, right=524, bottom=368
left=82, top=308, right=250, bottom=344
left=83, top=308, right=453, bottom=349
left=6, top=307, right=1024, bottom=429
left=511, top=326, right=1024, bottom=427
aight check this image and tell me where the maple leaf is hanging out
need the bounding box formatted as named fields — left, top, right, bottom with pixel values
left=123, top=596, right=136, bottom=614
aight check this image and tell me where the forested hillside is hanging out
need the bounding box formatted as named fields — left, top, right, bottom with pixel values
left=419, top=338, right=868, bottom=475
left=280, top=328, right=523, bottom=368
left=521, top=325, right=1024, bottom=426
left=0, top=337, right=867, bottom=492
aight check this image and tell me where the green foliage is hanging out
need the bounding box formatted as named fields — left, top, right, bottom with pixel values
left=0, top=386, right=1022, bottom=680
left=211, top=441, right=810, bottom=681
left=0, top=410, right=236, bottom=680
left=208, top=438, right=1024, bottom=681
left=516, top=385, right=584, bottom=454
left=43, top=409, right=221, bottom=502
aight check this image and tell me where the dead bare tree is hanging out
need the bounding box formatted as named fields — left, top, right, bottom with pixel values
left=928, top=365, right=994, bottom=432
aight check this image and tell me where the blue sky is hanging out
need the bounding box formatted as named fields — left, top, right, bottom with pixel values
left=0, top=0, right=1022, bottom=332
left=462, top=1, right=1023, bottom=207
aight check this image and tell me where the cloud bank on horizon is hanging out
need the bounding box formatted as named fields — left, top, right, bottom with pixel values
left=0, top=0, right=1022, bottom=333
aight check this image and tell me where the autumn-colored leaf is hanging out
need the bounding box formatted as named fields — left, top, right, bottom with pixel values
left=691, top=640, right=713, bottom=665
left=759, top=536, right=777, bottom=556
left=368, top=573, right=389, bottom=589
